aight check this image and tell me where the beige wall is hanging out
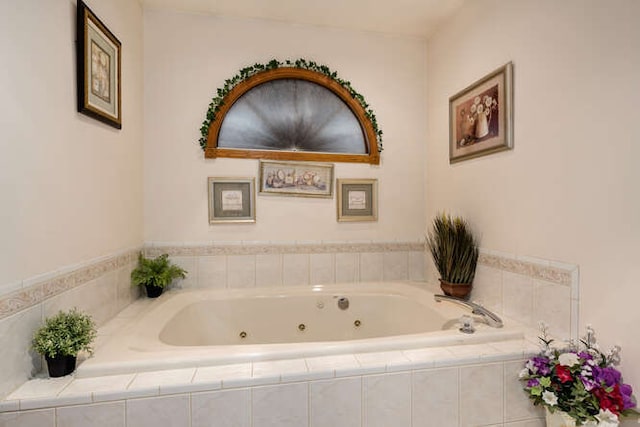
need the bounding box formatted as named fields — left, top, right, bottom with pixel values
left=426, top=0, right=640, bottom=395
left=0, top=0, right=143, bottom=397
left=0, top=0, right=144, bottom=292
left=143, top=9, right=427, bottom=243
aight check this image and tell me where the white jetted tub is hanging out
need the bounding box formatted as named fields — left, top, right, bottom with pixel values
left=76, top=282, right=523, bottom=377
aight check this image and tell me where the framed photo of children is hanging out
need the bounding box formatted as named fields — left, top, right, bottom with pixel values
left=208, top=178, right=256, bottom=224
left=337, top=179, right=378, bottom=222
left=449, top=62, right=513, bottom=163
left=77, top=0, right=122, bottom=129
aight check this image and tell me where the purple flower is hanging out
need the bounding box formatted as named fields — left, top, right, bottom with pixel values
left=578, top=351, right=593, bottom=360
left=620, top=383, right=636, bottom=410
left=580, top=375, right=598, bottom=391
left=527, top=378, right=540, bottom=388
left=532, top=357, right=551, bottom=375
left=593, top=366, right=622, bottom=387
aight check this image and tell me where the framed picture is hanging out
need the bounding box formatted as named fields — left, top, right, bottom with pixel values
left=449, top=62, right=513, bottom=163
left=208, top=178, right=256, bottom=224
left=77, top=0, right=122, bottom=129
left=337, top=179, right=378, bottom=222
left=259, top=161, right=334, bottom=198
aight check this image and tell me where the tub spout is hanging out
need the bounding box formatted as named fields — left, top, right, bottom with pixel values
left=434, top=294, right=503, bottom=328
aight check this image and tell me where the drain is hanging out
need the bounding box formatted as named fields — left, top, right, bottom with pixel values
left=239, top=331, right=247, bottom=339
left=298, top=323, right=306, bottom=332
left=354, top=320, right=361, bottom=327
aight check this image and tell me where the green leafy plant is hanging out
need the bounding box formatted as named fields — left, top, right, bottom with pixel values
left=131, top=253, right=187, bottom=290
left=32, top=308, right=97, bottom=358
left=199, top=58, right=383, bottom=152
left=426, top=213, right=479, bottom=284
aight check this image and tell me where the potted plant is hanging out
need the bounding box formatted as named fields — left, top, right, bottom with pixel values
left=32, top=308, right=97, bottom=377
left=131, top=253, right=187, bottom=298
left=426, top=213, right=479, bottom=299
left=520, top=323, right=639, bottom=426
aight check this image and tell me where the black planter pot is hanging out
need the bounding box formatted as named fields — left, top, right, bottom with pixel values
left=45, top=354, right=77, bottom=377
left=145, top=284, right=163, bottom=298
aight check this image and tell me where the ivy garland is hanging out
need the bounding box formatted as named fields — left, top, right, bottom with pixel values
left=199, top=58, right=383, bottom=153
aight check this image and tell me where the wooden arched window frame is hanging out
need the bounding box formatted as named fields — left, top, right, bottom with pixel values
left=204, top=68, right=380, bottom=165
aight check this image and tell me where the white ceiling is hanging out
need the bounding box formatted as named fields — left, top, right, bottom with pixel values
left=139, top=0, right=465, bottom=38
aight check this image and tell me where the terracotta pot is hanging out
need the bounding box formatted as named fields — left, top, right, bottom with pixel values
left=45, top=354, right=77, bottom=377
left=145, top=284, right=163, bottom=298
left=439, top=279, right=472, bottom=300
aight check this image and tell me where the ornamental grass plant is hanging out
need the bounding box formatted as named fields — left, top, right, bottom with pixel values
left=426, top=213, right=479, bottom=284
left=520, top=323, right=639, bottom=426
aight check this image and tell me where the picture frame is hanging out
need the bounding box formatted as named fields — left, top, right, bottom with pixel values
left=449, top=62, right=513, bottom=163
left=208, top=177, right=256, bottom=224
left=258, top=161, right=334, bottom=198
left=77, top=0, right=122, bottom=129
left=336, top=179, right=378, bottom=222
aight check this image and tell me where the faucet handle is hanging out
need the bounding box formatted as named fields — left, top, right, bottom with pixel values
left=459, top=315, right=475, bottom=334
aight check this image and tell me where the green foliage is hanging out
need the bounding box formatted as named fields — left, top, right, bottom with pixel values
left=32, top=308, right=97, bottom=358
left=131, top=253, right=187, bottom=290
left=426, top=213, right=479, bottom=284
left=198, top=58, right=383, bottom=153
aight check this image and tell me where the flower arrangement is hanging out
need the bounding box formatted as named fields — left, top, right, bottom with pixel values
left=458, top=93, right=498, bottom=145
left=520, top=323, right=639, bottom=426
left=470, top=94, right=497, bottom=121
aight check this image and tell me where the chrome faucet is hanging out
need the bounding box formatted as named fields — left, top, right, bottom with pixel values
left=434, top=294, right=503, bottom=328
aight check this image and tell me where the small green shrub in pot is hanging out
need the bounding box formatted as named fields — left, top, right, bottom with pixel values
left=32, top=308, right=97, bottom=377
left=426, top=213, right=479, bottom=299
left=131, top=253, right=187, bottom=298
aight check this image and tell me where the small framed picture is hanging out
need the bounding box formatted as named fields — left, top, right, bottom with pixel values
left=259, top=160, right=334, bottom=198
left=208, top=178, right=256, bottom=224
left=77, top=0, right=122, bottom=129
left=337, top=179, right=378, bottom=222
left=449, top=62, right=513, bottom=163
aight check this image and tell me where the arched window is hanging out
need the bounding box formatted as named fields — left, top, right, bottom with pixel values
left=204, top=68, right=380, bottom=165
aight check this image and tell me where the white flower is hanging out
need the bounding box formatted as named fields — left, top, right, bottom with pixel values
left=542, top=391, right=558, bottom=406
left=518, top=368, right=530, bottom=379
left=484, top=97, right=492, bottom=107
left=558, top=352, right=580, bottom=367
left=470, top=104, right=477, bottom=113
left=594, top=409, right=619, bottom=427
left=474, top=96, right=481, bottom=105
left=526, top=360, right=536, bottom=373
left=477, top=104, right=484, bottom=114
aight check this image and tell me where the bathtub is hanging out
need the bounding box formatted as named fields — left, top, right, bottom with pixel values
left=76, top=282, right=523, bottom=378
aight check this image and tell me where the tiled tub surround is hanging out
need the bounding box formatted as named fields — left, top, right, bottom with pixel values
left=0, top=242, right=574, bottom=426
left=0, top=248, right=141, bottom=399
left=470, top=250, right=579, bottom=342
left=2, top=332, right=545, bottom=426
left=144, top=242, right=577, bottom=343
left=144, top=241, right=428, bottom=288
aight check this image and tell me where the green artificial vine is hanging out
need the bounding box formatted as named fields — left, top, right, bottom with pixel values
left=199, top=58, right=383, bottom=153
